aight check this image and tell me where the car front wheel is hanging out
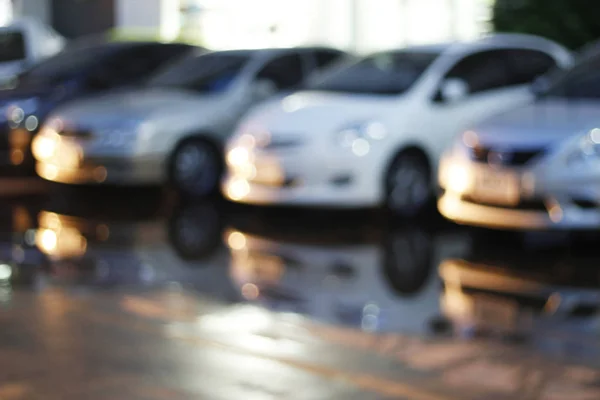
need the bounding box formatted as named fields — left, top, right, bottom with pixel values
left=169, top=138, right=222, bottom=197
left=385, top=150, right=431, bottom=217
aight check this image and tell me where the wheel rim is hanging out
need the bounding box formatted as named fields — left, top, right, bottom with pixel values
left=387, top=157, right=429, bottom=213
left=174, top=142, right=217, bottom=194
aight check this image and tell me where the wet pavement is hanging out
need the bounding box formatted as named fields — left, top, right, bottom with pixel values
left=2, top=185, right=600, bottom=399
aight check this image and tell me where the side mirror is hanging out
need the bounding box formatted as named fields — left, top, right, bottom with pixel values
left=439, top=78, right=469, bottom=103
left=251, top=79, right=277, bottom=100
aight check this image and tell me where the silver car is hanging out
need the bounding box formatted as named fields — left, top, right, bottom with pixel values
left=31, top=47, right=347, bottom=195
left=438, top=50, right=600, bottom=230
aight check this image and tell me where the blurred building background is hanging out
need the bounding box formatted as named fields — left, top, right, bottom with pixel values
left=3, top=0, right=494, bottom=52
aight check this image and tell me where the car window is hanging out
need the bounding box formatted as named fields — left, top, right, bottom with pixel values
left=0, top=30, right=26, bottom=62
left=441, top=50, right=513, bottom=96
left=542, top=57, right=600, bottom=99
left=255, top=53, right=305, bottom=90
left=306, top=50, right=440, bottom=95
left=19, top=45, right=114, bottom=85
left=87, top=44, right=194, bottom=88
left=503, top=49, right=557, bottom=85
left=148, top=52, right=251, bottom=93
left=313, top=49, right=345, bottom=69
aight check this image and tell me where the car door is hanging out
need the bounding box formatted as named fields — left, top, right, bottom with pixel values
left=423, top=49, right=555, bottom=165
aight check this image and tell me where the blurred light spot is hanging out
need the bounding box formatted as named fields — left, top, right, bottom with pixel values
left=25, top=116, right=38, bottom=131
left=10, top=150, right=23, bottom=165
left=0, top=264, right=11, bottom=281
left=38, top=230, right=57, bottom=252
left=544, top=293, right=562, bottom=314
left=227, top=179, right=250, bottom=200
left=228, top=231, right=247, bottom=250
left=363, top=303, right=380, bottom=315
left=446, top=164, right=470, bottom=194
left=462, top=130, right=478, bottom=148
left=361, top=314, right=378, bottom=332
left=591, top=128, right=600, bottom=144
left=282, top=95, right=306, bottom=112
left=93, top=167, right=107, bottom=183
left=227, top=147, right=249, bottom=166
left=32, top=132, right=59, bottom=161
left=10, top=107, right=24, bottom=124
left=549, top=205, right=563, bottom=222
left=351, top=138, right=370, bottom=156
left=238, top=133, right=257, bottom=148
left=241, top=283, right=259, bottom=300
left=365, top=122, right=387, bottom=140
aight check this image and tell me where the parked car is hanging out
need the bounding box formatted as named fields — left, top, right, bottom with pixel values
left=31, top=47, right=348, bottom=194
left=0, top=38, right=198, bottom=176
left=0, top=18, right=65, bottom=88
left=222, top=34, right=572, bottom=216
left=438, top=48, right=600, bottom=230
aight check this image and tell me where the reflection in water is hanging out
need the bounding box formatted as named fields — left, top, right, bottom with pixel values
left=439, top=234, right=600, bottom=361
left=33, top=189, right=233, bottom=294
left=225, top=214, right=469, bottom=334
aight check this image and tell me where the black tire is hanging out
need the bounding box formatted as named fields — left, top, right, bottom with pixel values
left=169, top=138, right=222, bottom=197
left=167, top=202, right=222, bottom=261
left=384, top=150, right=431, bottom=217
left=381, top=227, right=434, bottom=297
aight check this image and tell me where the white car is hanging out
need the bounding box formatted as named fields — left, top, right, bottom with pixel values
left=222, top=34, right=572, bottom=216
left=0, top=18, right=65, bottom=88
left=31, top=47, right=347, bottom=195
left=438, top=49, right=600, bottom=230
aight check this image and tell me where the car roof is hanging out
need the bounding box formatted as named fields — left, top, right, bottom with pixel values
left=65, top=34, right=200, bottom=52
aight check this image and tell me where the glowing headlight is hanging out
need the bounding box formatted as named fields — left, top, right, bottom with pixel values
left=334, top=121, right=387, bottom=156
left=32, top=127, right=61, bottom=161
left=567, top=128, right=600, bottom=166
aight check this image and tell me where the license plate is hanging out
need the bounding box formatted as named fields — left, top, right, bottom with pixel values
left=251, top=158, right=285, bottom=186
left=473, top=168, right=519, bottom=205
left=472, top=295, right=518, bottom=330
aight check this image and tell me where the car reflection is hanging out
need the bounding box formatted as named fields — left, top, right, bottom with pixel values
left=34, top=189, right=233, bottom=295
left=0, top=199, right=48, bottom=300
left=439, top=236, right=600, bottom=360
left=225, top=212, right=470, bottom=334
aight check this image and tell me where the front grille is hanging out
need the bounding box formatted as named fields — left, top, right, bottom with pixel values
left=470, top=146, right=546, bottom=166
left=461, top=195, right=547, bottom=211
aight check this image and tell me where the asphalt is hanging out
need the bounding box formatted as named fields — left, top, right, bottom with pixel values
left=1, top=181, right=600, bottom=399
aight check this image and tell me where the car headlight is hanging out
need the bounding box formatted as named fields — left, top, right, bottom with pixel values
left=566, top=128, right=600, bottom=166
left=334, top=121, right=387, bottom=156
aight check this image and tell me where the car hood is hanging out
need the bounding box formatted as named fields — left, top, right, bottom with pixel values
left=54, top=88, right=227, bottom=125
left=473, top=98, right=600, bottom=149
left=248, top=91, right=397, bottom=135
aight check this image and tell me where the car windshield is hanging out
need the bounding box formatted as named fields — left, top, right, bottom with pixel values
left=305, top=50, right=440, bottom=95
left=0, top=31, right=26, bottom=63
left=18, top=44, right=115, bottom=85
left=147, top=52, right=251, bottom=93
left=541, top=56, right=600, bottom=100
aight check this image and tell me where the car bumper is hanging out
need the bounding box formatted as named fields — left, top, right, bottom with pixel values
left=438, top=153, right=600, bottom=230
left=221, top=146, right=383, bottom=207
left=36, top=156, right=164, bottom=185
